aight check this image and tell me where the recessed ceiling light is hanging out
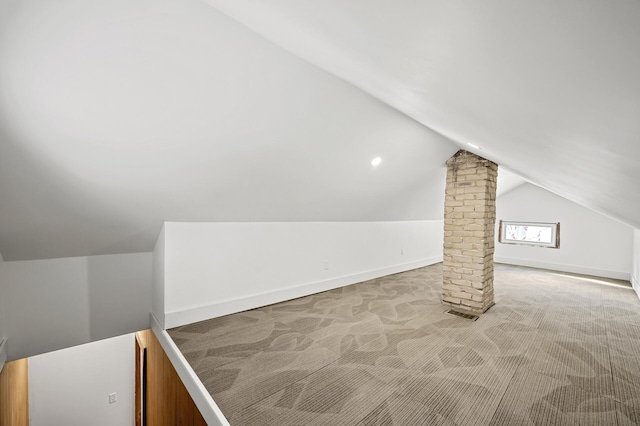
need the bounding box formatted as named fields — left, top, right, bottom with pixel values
left=467, top=143, right=481, bottom=150
left=371, top=157, right=382, bottom=166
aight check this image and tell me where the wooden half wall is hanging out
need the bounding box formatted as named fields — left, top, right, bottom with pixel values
left=138, top=329, right=207, bottom=426
left=0, top=359, right=29, bottom=426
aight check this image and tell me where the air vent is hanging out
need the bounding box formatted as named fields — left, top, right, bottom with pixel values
left=445, top=309, right=479, bottom=321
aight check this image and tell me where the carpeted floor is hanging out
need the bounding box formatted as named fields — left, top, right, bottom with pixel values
left=168, top=264, right=640, bottom=425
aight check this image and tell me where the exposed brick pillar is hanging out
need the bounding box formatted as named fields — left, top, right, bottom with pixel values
left=442, top=150, right=498, bottom=314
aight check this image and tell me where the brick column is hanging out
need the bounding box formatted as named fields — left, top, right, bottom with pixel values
left=442, top=150, right=497, bottom=314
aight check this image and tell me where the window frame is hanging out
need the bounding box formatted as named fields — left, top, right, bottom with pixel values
left=498, top=220, right=560, bottom=249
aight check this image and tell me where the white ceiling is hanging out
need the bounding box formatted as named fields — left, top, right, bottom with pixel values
left=206, top=0, right=640, bottom=223
left=0, top=0, right=457, bottom=260
left=0, top=0, right=638, bottom=260
left=496, top=169, right=527, bottom=198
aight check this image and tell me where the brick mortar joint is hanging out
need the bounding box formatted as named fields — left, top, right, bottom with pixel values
left=446, top=150, right=497, bottom=167
left=443, top=149, right=497, bottom=311
left=446, top=152, right=497, bottom=189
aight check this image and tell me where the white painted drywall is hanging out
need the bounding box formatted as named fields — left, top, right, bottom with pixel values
left=152, top=225, right=166, bottom=329
left=86, top=253, right=153, bottom=341
left=0, top=0, right=457, bottom=262
left=495, top=183, right=633, bottom=280
left=632, top=228, right=640, bottom=297
left=29, top=333, right=135, bottom=426
left=0, top=339, right=6, bottom=376
left=162, top=221, right=443, bottom=328
left=3, top=253, right=152, bottom=360
left=0, top=251, right=5, bottom=372
left=205, top=0, right=640, bottom=231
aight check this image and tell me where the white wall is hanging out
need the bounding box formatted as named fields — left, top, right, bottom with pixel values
left=29, top=333, right=135, bottom=426
left=0, top=0, right=457, bottom=262
left=2, top=252, right=152, bottom=360
left=632, top=228, right=640, bottom=297
left=0, top=251, right=5, bottom=372
left=152, top=225, right=166, bottom=328
left=160, top=221, right=443, bottom=328
left=495, top=183, right=633, bottom=280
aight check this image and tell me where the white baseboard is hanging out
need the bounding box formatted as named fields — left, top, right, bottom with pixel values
left=495, top=257, right=630, bottom=281
left=632, top=275, right=640, bottom=300
left=164, top=256, right=442, bottom=329
left=150, top=314, right=230, bottom=426
left=0, top=338, right=7, bottom=374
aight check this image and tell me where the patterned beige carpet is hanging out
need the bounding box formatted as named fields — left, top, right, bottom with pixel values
left=168, top=264, right=640, bottom=425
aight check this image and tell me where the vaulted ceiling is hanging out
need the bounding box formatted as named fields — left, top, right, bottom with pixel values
left=0, top=0, right=638, bottom=261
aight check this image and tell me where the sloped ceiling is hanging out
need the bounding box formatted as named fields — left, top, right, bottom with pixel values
left=205, top=0, right=640, bottom=227
left=1, top=0, right=638, bottom=261
left=496, top=169, right=527, bottom=198
left=0, top=0, right=457, bottom=261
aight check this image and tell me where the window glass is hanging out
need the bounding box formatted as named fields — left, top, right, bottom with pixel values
left=499, top=221, right=559, bottom=248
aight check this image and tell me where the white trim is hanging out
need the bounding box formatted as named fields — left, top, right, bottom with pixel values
left=495, top=257, right=630, bottom=281
left=150, top=314, right=230, bottom=426
left=164, top=256, right=442, bottom=329
left=0, top=339, right=7, bottom=374
left=632, top=275, right=640, bottom=300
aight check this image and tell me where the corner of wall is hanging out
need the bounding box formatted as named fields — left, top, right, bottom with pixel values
left=633, top=228, right=640, bottom=300
left=495, top=183, right=634, bottom=281
left=0, top=252, right=5, bottom=373
left=152, top=224, right=167, bottom=329
left=0, top=338, right=7, bottom=374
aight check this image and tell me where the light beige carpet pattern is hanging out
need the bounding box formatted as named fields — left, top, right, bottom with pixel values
left=168, top=264, right=640, bottom=425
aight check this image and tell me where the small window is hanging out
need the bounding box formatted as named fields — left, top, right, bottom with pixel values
left=498, top=221, right=560, bottom=248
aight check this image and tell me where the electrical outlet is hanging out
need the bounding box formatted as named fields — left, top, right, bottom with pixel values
left=109, top=393, right=117, bottom=404
left=323, top=261, right=329, bottom=270
left=400, top=248, right=404, bottom=256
